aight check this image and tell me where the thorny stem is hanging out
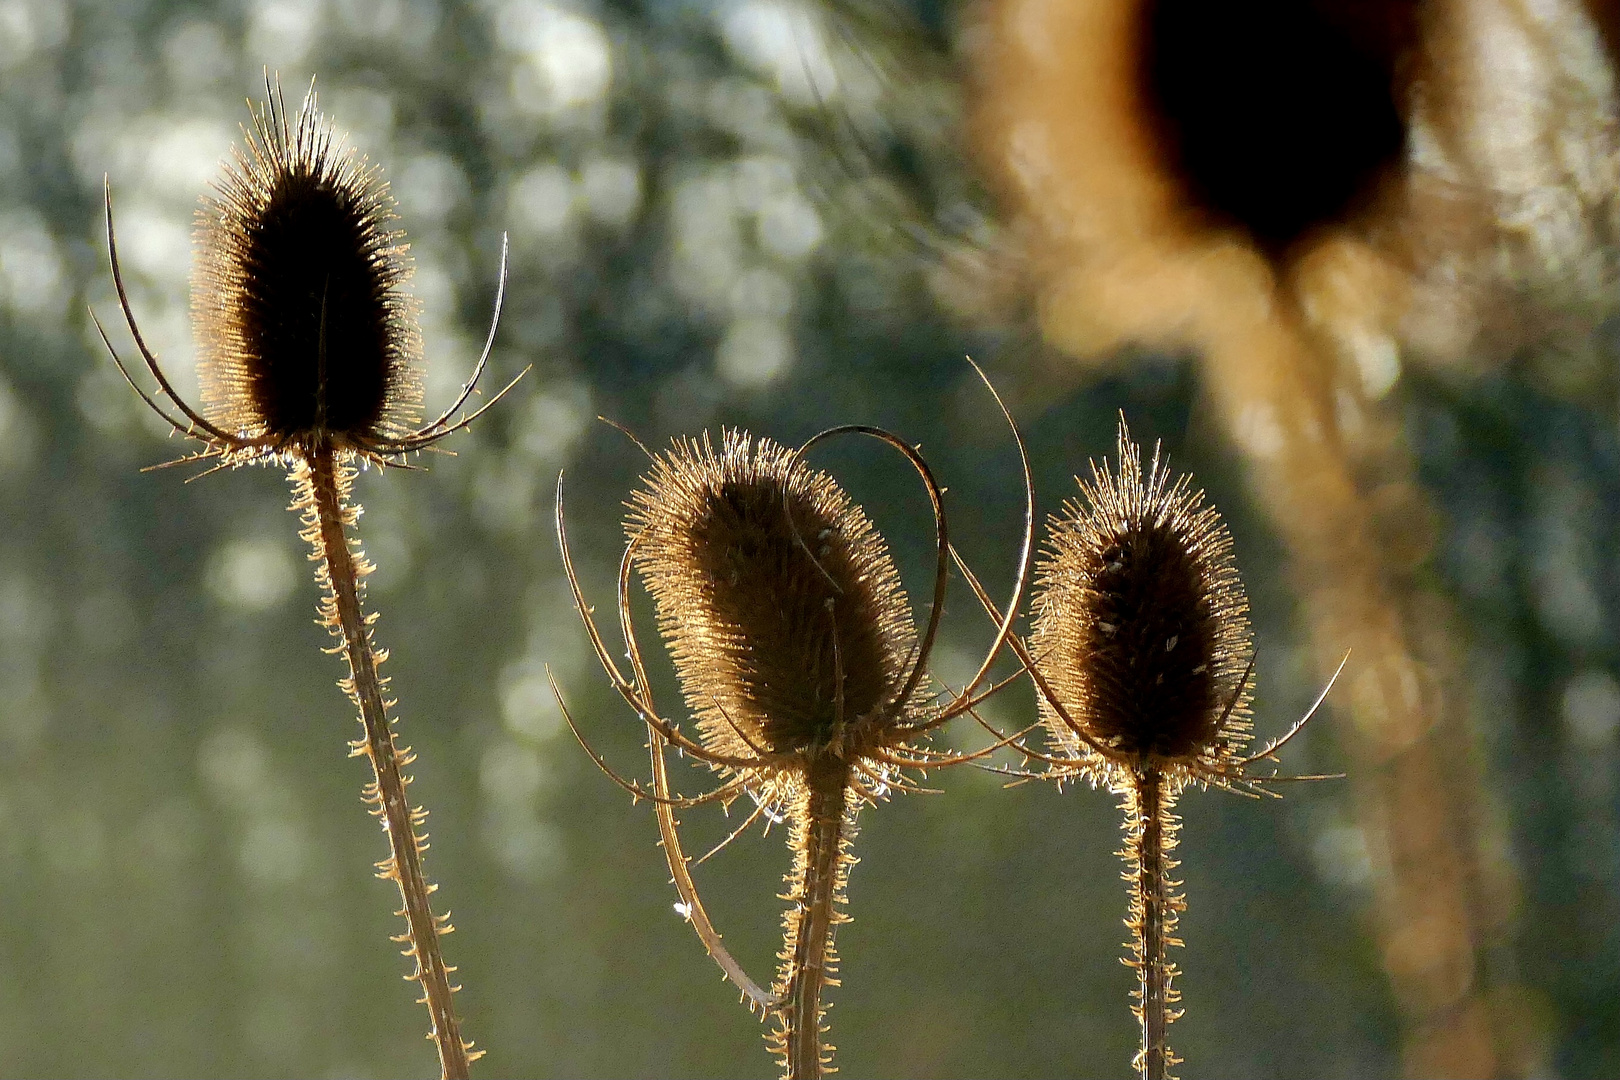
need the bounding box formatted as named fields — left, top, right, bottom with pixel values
left=778, top=758, right=852, bottom=1080
left=1127, top=767, right=1182, bottom=1080
left=300, top=450, right=473, bottom=1080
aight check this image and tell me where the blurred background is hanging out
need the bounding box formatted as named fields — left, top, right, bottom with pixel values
left=1, top=0, right=1619, bottom=1075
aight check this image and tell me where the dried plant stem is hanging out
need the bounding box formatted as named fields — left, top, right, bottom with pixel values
left=299, top=450, right=473, bottom=1080
left=648, top=732, right=778, bottom=1011
left=777, top=760, right=852, bottom=1080
left=1126, top=767, right=1183, bottom=1080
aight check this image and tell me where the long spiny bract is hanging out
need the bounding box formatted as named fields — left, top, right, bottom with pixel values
left=294, top=458, right=477, bottom=1078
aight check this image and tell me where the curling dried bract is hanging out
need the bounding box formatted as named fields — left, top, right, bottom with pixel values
left=629, top=430, right=918, bottom=764
left=1031, top=422, right=1252, bottom=774
left=194, top=87, right=422, bottom=449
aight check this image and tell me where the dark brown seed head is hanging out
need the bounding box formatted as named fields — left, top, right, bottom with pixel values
left=1030, top=419, right=1252, bottom=773
left=628, top=430, right=918, bottom=763
left=193, top=85, right=422, bottom=452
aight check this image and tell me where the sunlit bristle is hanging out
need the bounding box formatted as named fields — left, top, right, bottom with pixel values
left=628, top=429, right=917, bottom=761
left=1031, top=418, right=1252, bottom=772
left=193, top=82, right=422, bottom=450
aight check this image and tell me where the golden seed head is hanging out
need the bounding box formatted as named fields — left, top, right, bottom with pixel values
left=1030, top=419, right=1252, bottom=771
left=193, top=84, right=422, bottom=451
left=628, top=429, right=918, bottom=761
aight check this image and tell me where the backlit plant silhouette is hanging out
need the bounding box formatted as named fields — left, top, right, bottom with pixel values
left=552, top=386, right=1032, bottom=1079
left=958, top=419, right=1340, bottom=1080
left=93, top=80, right=521, bottom=1080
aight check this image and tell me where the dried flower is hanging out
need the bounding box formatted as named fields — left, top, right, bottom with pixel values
left=192, top=85, right=422, bottom=452
left=96, top=79, right=518, bottom=471
left=556, top=398, right=1032, bottom=1080
left=95, top=78, right=521, bottom=1080
left=629, top=430, right=918, bottom=769
left=1030, top=417, right=1252, bottom=777
left=966, top=417, right=1339, bottom=1080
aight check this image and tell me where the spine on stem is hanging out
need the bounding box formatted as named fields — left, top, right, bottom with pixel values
left=772, top=760, right=854, bottom=1080
left=296, top=451, right=474, bottom=1080
left=1124, top=768, right=1184, bottom=1080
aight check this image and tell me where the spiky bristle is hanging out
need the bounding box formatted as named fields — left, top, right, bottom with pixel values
left=193, top=82, right=422, bottom=451
left=1030, top=418, right=1252, bottom=774
left=628, top=430, right=917, bottom=765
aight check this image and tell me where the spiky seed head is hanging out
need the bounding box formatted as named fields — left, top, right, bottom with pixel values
left=1030, top=418, right=1252, bottom=773
left=628, top=430, right=918, bottom=763
left=193, top=84, right=422, bottom=452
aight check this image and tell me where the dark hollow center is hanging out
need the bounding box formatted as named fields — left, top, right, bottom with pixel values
left=1136, top=0, right=1417, bottom=253
left=237, top=170, right=394, bottom=440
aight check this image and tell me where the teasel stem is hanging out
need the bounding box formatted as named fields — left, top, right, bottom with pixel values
left=781, top=759, right=851, bottom=1080
left=299, top=447, right=472, bottom=1080
left=1127, top=766, right=1182, bottom=1080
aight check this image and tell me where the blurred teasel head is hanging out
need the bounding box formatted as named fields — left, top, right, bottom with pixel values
left=193, top=82, right=422, bottom=454
left=971, top=0, right=1620, bottom=390
left=628, top=429, right=919, bottom=772
left=1135, top=0, right=1419, bottom=255
left=1030, top=418, right=1253, bottom=779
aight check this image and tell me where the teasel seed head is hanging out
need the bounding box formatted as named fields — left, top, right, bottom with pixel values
left=193, top=81, right=422, bottom=452
left=627, top=429, right=919, bottom=770
left=1030, top=418, right=1252, bottom=778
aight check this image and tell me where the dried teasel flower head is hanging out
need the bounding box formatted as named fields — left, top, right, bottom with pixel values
left=628, top=429, right=919, bottom=773
left=96, top=76, right=518, bottom=472
left=555, top=400, right=1034, bottom=1076
left=1030, top=417, right=1253, bottom=780
left=555, top=384, right=1035, bottom=1076
left=193, top=81, right=422, bottom=452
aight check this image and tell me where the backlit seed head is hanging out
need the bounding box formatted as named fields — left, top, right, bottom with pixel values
left=193, top=83, right=422, bottom=451
left=1030, top=419, right=1252, bottom=773
left=628, top=430, right=918, bottom=763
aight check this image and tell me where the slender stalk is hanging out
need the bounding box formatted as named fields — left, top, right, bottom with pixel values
left=648, top=732, right=779, bottom=1012
left=1126, top=767, right=1182, bottom=1080
left=777, top=758, right=852, bottom=1080
left=299, top=449, right=473, bottom=1080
